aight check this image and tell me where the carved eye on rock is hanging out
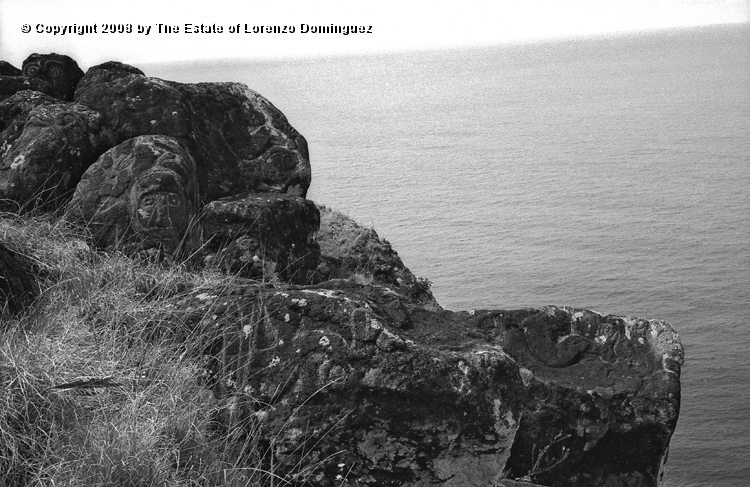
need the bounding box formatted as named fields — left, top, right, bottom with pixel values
left=24, top=65, right=40, bottom=77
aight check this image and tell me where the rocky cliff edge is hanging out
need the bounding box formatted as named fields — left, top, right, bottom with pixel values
left=0, top=53, right=682, bottom=487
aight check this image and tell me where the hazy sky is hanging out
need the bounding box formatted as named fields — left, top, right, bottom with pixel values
left=1, top=0, right=748, bottom=68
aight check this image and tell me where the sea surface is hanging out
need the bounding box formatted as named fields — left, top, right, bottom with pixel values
left=145, top=23, right=750, bottom=486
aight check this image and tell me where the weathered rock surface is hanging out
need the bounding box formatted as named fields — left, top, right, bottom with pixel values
left=0, top=94, right=112, bottom=211
left=201, top=193, right=320, bottom=284
left=316, top=205, right=440, bottom=310
left=66, top=135, right=200, bottom=257
left=152, top=280, right=524, bottom=486
left=1, top=54, right=309, bottom=219
left=1, top=55, right=313, bottom=275
left=0, top=74, right=65, bottom=103
left=0, top=241, right=36, bottom=314
left=74, top=62, right=311, bottom=202
left=74, top=61, right=144, bottom=91
left=472, top=306, right=683, bottom=486
left=144, top=277, right=681, bottom=487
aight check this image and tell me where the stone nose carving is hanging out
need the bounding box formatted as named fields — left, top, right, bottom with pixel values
left=137, top=190, right=184, bottom=228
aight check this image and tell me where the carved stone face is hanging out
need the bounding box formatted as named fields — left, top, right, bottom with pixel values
left=131, top=155, right=193, bottom=248
left=22, top=57, right=64, bottom=80
left=21, top=53, right=83, bottom=100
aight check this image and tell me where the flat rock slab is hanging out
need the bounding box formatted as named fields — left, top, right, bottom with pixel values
left=154, top=280, right=525, bottom=486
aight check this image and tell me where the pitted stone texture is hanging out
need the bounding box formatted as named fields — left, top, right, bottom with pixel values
left=316, top=205, right=441, bottom=310
left=74, top=61, right=144, bottom=92
left=201, top=193, right=320, bottom=284
left=67, top=135, right=200, bottom=257
left=0, top=91, right=62, bottom=149
left=74, top=63, right=311, bottom=202
left=155, top=281, right=525, bottom=487
left=0, top=96, right=112, bottom=211
left=471, top=306, right=683, bottom=487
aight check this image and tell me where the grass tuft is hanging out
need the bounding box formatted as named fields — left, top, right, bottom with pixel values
left=0, top=213, right=271, bottom=486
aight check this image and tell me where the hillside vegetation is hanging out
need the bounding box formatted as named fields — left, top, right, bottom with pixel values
left=0, top=206, right=407, bottom=487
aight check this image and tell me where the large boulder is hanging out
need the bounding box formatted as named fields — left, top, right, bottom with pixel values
left=0, top=75, right=62, bottom=103
left=0, top=53, right=83, bottom=102
left=473, top=306, right=683, bottom=486
left=154, top=280, right=525, bottom=487
left=201, top=193, right=321, bottom=284
left=74, top=62, right=311, bottom=202
left=67, top=135, right=201, bottom=258
left=74, top=61, right=144, bottom=90
left=148, top=278, right=682, bottom=487
left=0, top=94, right=112, bottom=211
left=21, top=53, right=84, bottom=101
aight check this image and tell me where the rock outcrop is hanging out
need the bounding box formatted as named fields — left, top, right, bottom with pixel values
left=0, top=53, right=683, bottom=486
left=74, top=62, right=311, bottom=202
left=146, top=278, right=682, bottom=487
left=1, top=53, right=309, bottom=227
left=1, top=53, right=313, bottom=269
left=476, top=306, right=682, bottom=486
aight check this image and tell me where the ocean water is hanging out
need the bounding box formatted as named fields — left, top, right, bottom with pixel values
left=145, top=23, right=750, bottom=486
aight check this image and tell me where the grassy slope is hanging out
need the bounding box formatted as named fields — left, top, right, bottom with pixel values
left=0, top=205, right=430, bottom=487
left=0, top=211, right=294, bottom=487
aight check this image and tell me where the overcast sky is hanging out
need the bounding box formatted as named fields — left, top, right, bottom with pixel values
left=1, top=0, right=748, bottom=68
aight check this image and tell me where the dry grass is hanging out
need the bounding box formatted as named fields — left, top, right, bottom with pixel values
left=0, top=212, right=279, bottom=487
left=0, top=205, right=411, bottom=486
